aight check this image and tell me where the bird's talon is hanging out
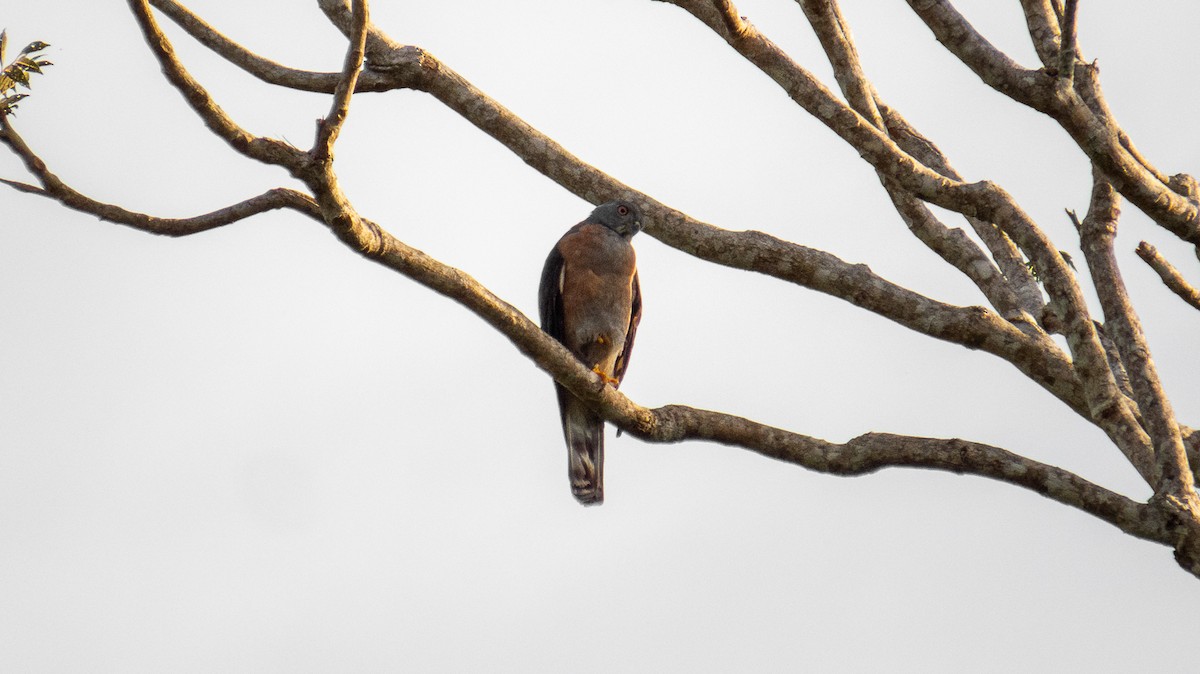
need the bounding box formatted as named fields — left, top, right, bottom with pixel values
left=592, top=365, right=620, bottom=387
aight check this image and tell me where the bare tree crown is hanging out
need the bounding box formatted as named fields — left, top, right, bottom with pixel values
left=3, top=0, right=1200, bottom=577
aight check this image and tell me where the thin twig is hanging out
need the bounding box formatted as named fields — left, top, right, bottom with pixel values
left=127, top=0, right=305, bottom=169
left=312, top=0, right=368, bottom=161
left=149, top=0, right=392, bottom=93
left=0, top=118, right=317, bottom=235
left=1137, top=242, right=1200, bottom=311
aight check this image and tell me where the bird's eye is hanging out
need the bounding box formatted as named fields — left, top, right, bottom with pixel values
left=617, top=205, right=629, bottom=216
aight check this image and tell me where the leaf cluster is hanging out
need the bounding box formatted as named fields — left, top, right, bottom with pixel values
left=0, top=29, right=52, bottom=116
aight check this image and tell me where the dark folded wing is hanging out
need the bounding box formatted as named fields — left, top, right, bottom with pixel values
left=538, top=245, right=566, bottom=340
left=613, top=270, right=641, bottom=385
left=538, top=244, right=572, bottom=425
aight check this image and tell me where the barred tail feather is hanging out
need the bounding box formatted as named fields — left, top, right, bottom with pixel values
left=564, top=398, right=604, bottom=506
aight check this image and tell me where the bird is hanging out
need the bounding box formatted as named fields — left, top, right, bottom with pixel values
left=538, top=200, right=643, bottom=506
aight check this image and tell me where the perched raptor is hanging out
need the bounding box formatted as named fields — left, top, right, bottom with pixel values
left=538, top=200, right=643, bottom=506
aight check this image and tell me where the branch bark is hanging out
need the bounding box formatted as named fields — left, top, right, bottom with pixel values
left=1137, top=242, right=1200, bottom=312
left=1077, top=176, right=1197, bottom=503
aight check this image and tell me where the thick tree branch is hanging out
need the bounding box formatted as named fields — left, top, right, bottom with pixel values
left=1136, top=242, right=1200, bottom=312
left=1078, top=176, right=1197, bottom=501
left=711, top=0, right=748, bottom=38
left=643, top=415, right=1177, bottom=551
left=1057, top=0, right=1078, bottom=86
left=1018, top=0, right=1062, bottom=68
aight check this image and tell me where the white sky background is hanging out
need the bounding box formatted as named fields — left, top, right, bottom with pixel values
left=2, top=0, right=1199, bottom=671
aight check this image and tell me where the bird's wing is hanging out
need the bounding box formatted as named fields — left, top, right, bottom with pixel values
left=538, top=244, right=566, bottom=341
left=612, top=270, right=641, bottom=385
left=538, top=243, right=573, bottom=429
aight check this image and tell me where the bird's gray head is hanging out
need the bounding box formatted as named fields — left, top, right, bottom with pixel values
left=589, top=200, right=643, bottom=238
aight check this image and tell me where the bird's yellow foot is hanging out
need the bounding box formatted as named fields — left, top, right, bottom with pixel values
left=592, top=365, right=620, bottom=387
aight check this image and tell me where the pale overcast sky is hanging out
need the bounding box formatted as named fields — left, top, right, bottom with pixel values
left=3, top=1, right=1199, bottom=672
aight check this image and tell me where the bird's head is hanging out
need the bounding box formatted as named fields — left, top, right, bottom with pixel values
left=590, top=200, right=643, bottom=238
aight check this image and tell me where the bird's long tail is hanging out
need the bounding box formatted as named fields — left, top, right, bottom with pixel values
left=563, top=395, right=604, bottom=506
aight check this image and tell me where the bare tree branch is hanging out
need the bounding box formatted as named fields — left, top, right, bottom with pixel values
left=906, top=0, right=1057, bottom=107
left=1018, top=0, right=1062, bottom=68
left=1057, top=0, right=1079, bottom=85
left=637, top=414, right=1178, bottom=551
left=1077, top=175, right=1197, bottom=505
left=710, top=0, right=748, bottom=38
left=1137, top=242, right=1200, bottom=311
left=874, top=103, right=1046, bottom=319
left=127, top=0, right=306, bottom=169
left=0, top=118, right=317, bottom=235
left=660, top=0, right=1155, bottom=486
left=798, top=0, right=1041, bottom=329
left=310, top=0, right=367, bottom=161
left=147, top=0, right=392, bottom=93
left=145, top=0, right=317, bottom=86
left=905, top=0, right=1200, bottom=244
